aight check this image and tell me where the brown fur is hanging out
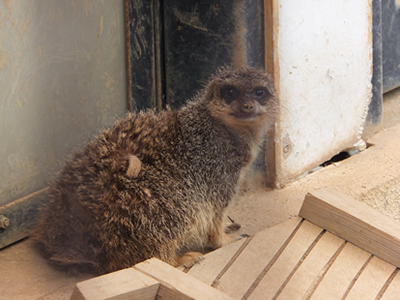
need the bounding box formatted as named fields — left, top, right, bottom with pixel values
left=31, top=67, right=277, bottom=275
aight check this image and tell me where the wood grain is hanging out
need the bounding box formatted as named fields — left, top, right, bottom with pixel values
left=381, top=269, right=400, bottom=300
left=299, top=188, right=400, bottom=267
left=311, top=242, right=371, bottom=299
left=346, top=256, right=396, bottom=299
left=134, top=258, right=233, bottom=300
left=247, top=220, right=323, bottom=299
left=273, top=232, right=345, bottom=299
left=70, top=268, right=160, bottom=300
left=215, top=217, right=302, bottom=298
left=187, top=236, right=247, bottom=285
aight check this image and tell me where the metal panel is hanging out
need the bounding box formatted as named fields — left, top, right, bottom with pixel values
left=364, top=0, right=383, bottom=138
left=162, top=0, right=265, bottom=108
left=125, top=0, right=163, bottom=110
left=382, top=0, right=400, bottom=92
left=0, top=0, right=127, bottom=247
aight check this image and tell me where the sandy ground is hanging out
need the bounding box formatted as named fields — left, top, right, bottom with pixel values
left=0, top=90, right=399, bottom=299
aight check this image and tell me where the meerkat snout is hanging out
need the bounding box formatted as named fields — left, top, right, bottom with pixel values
left=241, top=101, right=254, bottom=113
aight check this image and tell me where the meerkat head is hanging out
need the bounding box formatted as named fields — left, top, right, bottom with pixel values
left=204, top=67, right=277, bottom=132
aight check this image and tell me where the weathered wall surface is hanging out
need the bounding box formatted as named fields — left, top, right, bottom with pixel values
left=0, top=0, right=127, bottom=207
left=276, top=0, right=373, bottom=183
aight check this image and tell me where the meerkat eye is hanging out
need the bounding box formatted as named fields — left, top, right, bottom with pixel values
left=253, top=88, right=268, bottom=99
left=221, top=86, right=239, bottom=103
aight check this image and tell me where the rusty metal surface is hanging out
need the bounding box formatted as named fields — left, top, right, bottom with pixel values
left=0, top=0, right=127, bottom=247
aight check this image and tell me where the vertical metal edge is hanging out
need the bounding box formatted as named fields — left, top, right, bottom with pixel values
left=124, top=0, right=133, bottom=112
left=364, top=0, right=383, bottom=138
left=153, top=0, right=165, bottom=110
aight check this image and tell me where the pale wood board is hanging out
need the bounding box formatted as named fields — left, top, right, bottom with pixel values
left=187, top=236, right=247, bottom=285
left=70, top=268, right=160, bottom=300
left=266, top=231, right=345, bottom=300
left=299, top=188, right=400, bottom=267
left=246, top=220, right=323, bottom=299
left=214, top=217, right=302, bottom=298
left=381, top=270, right=400, bottom=300
left=346, top=256, right=397, bottom=300
left=310, top=242, right=371, bottom=299
left=134, top=258, right=233, bottom=300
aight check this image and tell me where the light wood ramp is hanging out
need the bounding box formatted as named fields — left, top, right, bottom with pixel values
left=72, top=188, right=400, bottom=299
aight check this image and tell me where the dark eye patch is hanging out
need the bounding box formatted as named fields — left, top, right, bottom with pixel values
left=253, top=88, right=268, bottom=99
left=221, top=86, right=239, bottom=103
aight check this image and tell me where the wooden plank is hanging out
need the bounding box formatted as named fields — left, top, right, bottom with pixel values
left=213, top=217, right=302, bottom=298
left=381, top=270, right=400, bottom=300
left=260, top=231, right=344, bottom=299
left=299, top=188, right=400, bottom=267
left=134, top=258, right=233, bottom=300
left=346, top=256, right=396, bottom=300
left=311, top=242, right=371, bottom=299
left=187, top=236, right=247, bottom=285
left=246, top=221, right=323, bottom=299
left=70, top=268, right=160, bottom=300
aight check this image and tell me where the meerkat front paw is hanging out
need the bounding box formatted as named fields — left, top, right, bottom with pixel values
left=175, top=251, right=205, bottom=269
left=236, top=233, right=250, bottom=241
left=224, top=215, right=241, bottom=234
left=225, top=222, right=241, bottom=234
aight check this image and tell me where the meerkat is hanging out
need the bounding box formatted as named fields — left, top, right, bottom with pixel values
left=32, top=67, right=277, bottom=275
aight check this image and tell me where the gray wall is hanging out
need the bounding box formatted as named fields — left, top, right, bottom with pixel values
left=0, top=0, right=127, bottom=207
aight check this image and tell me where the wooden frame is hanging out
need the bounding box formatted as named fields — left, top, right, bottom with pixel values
left=71, top=188, right=400, bottom=298
left=71, top=258, right=232, bottom=300
left=300, top=188, right=400, bottom=268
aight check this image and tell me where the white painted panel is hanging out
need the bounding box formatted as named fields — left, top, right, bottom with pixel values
left=277, top=0, right=373, bottom=183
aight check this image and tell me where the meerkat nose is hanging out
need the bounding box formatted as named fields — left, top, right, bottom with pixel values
left=242, top=102, right=254, bottom=113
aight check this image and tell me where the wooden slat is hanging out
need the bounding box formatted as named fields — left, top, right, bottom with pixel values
left=381, top=270, right=400, bottom=300
left=246, top=221, right=323, bottom=299
left=311, top=242, right=371, bottom=299
left=213, top=217, right=302, bottom=298
left=346, top=256, right=397, bottom=300
left=134, top=258, right=232, bottom=300
left=187, top=236, right=247, bottom=285
left=262, top=231, right=345, bottom=299
left=299, top=188, right=400, bottom=267
left=70, top=268, right=160, bottom=300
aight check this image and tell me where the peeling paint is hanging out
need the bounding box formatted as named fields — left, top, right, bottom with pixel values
left=173, top=5, right=208, bottom=32
left=4, top=0, right=11, bottom=15
left=0, top=52, right=8, bottom=69
left=97, top=16, right=104, bottom=39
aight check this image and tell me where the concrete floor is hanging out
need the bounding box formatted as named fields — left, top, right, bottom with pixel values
left=1, top=90, right=400, bottom=300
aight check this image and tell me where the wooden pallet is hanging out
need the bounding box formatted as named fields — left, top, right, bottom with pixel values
left=72, top=188, right=400, bottom=299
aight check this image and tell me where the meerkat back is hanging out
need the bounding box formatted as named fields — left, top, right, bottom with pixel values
left=32, top=67, right=276, bottom=275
